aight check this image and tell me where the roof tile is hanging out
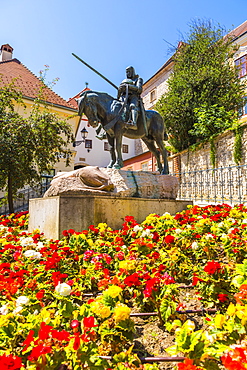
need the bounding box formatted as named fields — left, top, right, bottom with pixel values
left=0, top=59, right=76, bottom=110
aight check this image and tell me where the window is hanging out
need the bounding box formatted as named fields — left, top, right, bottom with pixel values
left=141, top=162, right=148, bottom=171
left=235, top=55, right=247, bottom=78
left=150, top=88, right=157, bottom=102
left=239, top=97, right=247, bottom=117
left=85, top=139, right=92, bottom=149
left=104, top=142, right=110, bottom=151
left=122, top=144, right=128, bottom=153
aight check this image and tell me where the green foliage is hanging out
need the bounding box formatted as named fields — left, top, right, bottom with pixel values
left=209, top=137, right=216, bottom=168
left=233, top=123, right=243, bottom=165
left=191, top=104, right=237, bottom=138
left=156, top=19, right=246, bottom=152
left=0, top=77, right=74, bottom=212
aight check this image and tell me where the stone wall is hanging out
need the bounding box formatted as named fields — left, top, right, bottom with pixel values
left=167, top=124, right=247, bottom=203
left=168, top=124, right=247, bottom=173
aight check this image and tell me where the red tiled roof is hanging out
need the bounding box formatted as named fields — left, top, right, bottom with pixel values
left=0, top=58, right=76, bottom=110
left=229, top=20, right=247, bottom=40
left=68, top=87, right=90, bottom=109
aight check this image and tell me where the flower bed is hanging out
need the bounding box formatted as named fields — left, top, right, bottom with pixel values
left=1, top=205, right=247, bottom=369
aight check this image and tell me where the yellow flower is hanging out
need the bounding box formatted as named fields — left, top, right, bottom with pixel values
left=105, top=285, right=122, bottom=299
left=87, top=239, right=94, bottom=247
left=90, top=300, right=111, bottom=319
left=119, top=260, right=136, bottom=271
left=114, top=304, right=131, bottom=323
left=98, top=306, right=111, bottom=319
left=229, top=209, right=242, bottom=218
left=227, top=302, right=236, bottom=316
left=214, top=314, right=226, bottom=329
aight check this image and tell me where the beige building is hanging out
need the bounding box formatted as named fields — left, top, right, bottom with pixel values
left=0, top=43, right=79, bottom=174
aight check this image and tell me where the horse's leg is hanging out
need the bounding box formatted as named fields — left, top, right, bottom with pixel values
left=141, top=136, right=163, bottom=173
left=106, top=134, right=116, bottom=168
left=154, top=135, right=169, bottom=175
left=113, top=127, right=124, bottom=169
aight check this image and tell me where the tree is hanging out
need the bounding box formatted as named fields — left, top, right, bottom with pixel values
left=0, top=79, right=74, bottom=213
left=156, top=19, right=246, bottom=152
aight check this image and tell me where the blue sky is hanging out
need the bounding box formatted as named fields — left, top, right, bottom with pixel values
left=1, top=0, right=246, bottom=101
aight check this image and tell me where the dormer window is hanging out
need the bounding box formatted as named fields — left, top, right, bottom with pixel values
left=235, top=55, right=247, bottom=78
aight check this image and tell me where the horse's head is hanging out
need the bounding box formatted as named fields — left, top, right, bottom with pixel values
left=76, top=91, right=100, bottom=128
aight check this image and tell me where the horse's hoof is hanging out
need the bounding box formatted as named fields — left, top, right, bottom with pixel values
left=161, top=169, right=169, bottom=175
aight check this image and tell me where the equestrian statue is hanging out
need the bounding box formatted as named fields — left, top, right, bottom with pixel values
left=73, top=54, right=169, bottom=175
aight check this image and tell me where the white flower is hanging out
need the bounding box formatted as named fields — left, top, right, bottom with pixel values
left=23, top=250, right=42, bottom=259
left=162, top=212, right=171, bottom=216
left=228, top=218, right=235, bottom=224
left=13, top=306, right=24, bottom=315
left=0, top=304, right=9, bottom=315
left=55, top=283, right=72, bottom=296
left=175, top=228, right=182, bottom=234
left=242, top=219, right=247, bottom=224
left=204, top=332, right=215, bottom=343
left=220, top=233, right=228, bottom=240
left=36, top=242, right=44, bottom=250
left=186, top=320, right=195, bottom=332
left=20, top=237, right=34, bottom=247
left=191, top=242, right=199, bottom=250
left=141, top=228, right=152, bottom=237
left=16, top=296, right=29, bottom=306
left=133, top=225, right=143, bottom=233
left=205, top=233, right=214, bottom=240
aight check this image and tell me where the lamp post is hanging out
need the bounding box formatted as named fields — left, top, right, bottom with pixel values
left=73, top=127, right=89, bottom=147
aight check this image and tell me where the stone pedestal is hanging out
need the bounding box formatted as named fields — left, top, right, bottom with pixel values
left=28, top=194, right=192, bottom=240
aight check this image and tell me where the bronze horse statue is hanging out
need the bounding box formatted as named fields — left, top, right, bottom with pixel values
left=76, top=90, right=169, bottom=174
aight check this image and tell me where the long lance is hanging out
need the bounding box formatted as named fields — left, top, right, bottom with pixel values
left=72, top=53, right=118, bottom=90
left=72, top=53, right=148, bottom=136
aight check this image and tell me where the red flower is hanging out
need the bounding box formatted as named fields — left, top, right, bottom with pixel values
left=164, top=235, right=175, bottom=244
left=36, top=289, right=45, bottom=301
left=178, top=358, right=201, bottom=369
left=124, top=273, right=142, bottom=287
left=204, top=260, right=221, bottom=275
left=73, top=333, right=81, bottom=350
left=218, top=293, right=228, bottom=302
left=0, top=353, right=23, bottom=370
left=22, top=329, right=34, bottom=352
left=70, top=319, right=80, bottom=329
left=28, top=344, right=52, bottom=362
left=83, top=316, right=98, bottom=328
left=51, top=329, right=70, bottom=341
left=38, top=322, right=53, bottom=341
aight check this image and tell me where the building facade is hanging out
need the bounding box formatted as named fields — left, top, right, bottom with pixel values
left=122, top=21, right=247, bottom=173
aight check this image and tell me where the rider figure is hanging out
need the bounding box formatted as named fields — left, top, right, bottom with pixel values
left=117, top=66, right=143, bottom=130
left=95, top=66, right=143, bottom=140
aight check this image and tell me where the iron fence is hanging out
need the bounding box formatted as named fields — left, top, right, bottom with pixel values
left=173, top=164, right=247, bottom=205
left=0, top=175, right=52, bottom=216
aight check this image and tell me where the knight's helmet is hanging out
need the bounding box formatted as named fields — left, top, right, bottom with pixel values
left=126, top=66, right=138, bottom=79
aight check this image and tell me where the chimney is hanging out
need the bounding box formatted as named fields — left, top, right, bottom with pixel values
left=0, top=44, right=13, bottom=61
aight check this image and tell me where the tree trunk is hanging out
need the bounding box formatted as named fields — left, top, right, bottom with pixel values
left=7, top=172, right=14, bottom=213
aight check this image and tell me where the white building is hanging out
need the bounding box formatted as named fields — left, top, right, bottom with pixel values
left=68, top=88, right=136, bottom=169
